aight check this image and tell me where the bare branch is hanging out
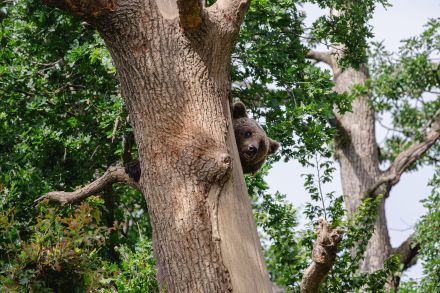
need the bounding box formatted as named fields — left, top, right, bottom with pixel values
left=367, top=110, right=440, bottom=196
left=176, top=0, right=203, bottom=31
left=34, top=166, right=140, bottom=206
left=301, top=220, right=343, bottom=293
left=43, top=0, right=116, bottom=18
left=214, top=0, right=251, bottom=27
left=393, top=234, right=420, bottom=271
left=306, top=50, right=333, bottom=66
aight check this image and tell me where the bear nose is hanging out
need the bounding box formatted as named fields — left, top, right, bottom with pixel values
left=248, top=145, right=258, bottom=155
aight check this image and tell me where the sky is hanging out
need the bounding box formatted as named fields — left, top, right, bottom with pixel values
left=265, top=0, right=440, bottom=280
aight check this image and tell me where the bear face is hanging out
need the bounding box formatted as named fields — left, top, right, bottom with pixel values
left=232, top=102, right=280, bottom=174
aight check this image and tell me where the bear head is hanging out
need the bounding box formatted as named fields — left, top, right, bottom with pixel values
left=232, top=101, right=280, bottom=174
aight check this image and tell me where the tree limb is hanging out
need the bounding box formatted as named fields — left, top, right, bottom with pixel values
left=390, top=234, right=420, bottom=289
left=367, top=110, right=440, bottom=196
left=176, top=0, right=203, bottom=31
left=306, top=50, right=333, bottom=66
left=43, top=0, right=116, bottom=18
left=393, top=234, right=420, bottom=271
left=214, top=0, right=251, bottom=27
left=300, top=220, right=343, bottom=293
left=34, top=166, right=140, bottom=206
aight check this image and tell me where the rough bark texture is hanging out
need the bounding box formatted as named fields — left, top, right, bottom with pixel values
left=300, top=220, right=343, bottom=293
left=42, top=1, right=272, bottom=292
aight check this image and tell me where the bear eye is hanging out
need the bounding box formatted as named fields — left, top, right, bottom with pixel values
left=244, top=131, right=252, bottom=138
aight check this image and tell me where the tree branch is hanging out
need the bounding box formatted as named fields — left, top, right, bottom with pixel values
left=306, top=50, right=333, bottom=66
left=390, top=234, right=420, bottom=289
left=44, top=0, right=116, bottom=18
left=367, top=110, right=440, bottom=197
left=176, top=0, right=203, bottom=31
left=393, top=234, right=420, bottom=271
left=214, top=0, right=251, bottom=27
left=34, top=166, right=140, bottom=206
left=300, top=220, right=343, bottom=293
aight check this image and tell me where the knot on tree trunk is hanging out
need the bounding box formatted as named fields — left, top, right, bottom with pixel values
left=176, top=137, right=232, bottom=185
left=301, top=219, right=343, bottom=293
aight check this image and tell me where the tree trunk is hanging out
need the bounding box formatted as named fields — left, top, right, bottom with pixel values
left=89, top=2, right=272, bottom=292
left=333, top=66, right=392, bottom=271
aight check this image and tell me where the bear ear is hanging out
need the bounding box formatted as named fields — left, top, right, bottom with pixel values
left=232, top=102, right=248, bottom=119
left=268, top=138, right=280, bottom=155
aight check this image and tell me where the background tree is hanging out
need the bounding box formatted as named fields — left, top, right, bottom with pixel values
left=307, top=10, right=439, bottom=282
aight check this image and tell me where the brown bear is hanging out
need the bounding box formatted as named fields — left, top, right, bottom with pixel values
left=232, top=101, right=280, bottom=174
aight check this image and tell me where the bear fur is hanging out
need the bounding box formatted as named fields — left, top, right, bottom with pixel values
left=232, top=101, right=280, bottom=174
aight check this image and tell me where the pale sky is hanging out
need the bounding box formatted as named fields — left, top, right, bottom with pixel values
left=265, top=0, right=440, bottom=280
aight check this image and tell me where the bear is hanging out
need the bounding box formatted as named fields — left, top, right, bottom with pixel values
left=232, top=101, right=280, bottom=174
left=124, top=102, right=279, bottom=181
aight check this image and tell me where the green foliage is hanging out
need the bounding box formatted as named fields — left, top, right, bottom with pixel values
left=246, top=166, right=309, bottom=289
left=0, top=199, right=159, bottom=292
left=0, top=0, right=123, bottom=214
left=0, top=199, right=110, bottom=291
left=370, top=18, right=440, bottom=169
left=302, top=157, right=343, bottom=223
left=111, top=237, right=159, bottom=292
left=0, top=0, right=149, bottom=244
left=307, top=0, right=390, bottom=67
left=0, top=1, right=156, bottom=291
left=404, top=167, right=440, bottom=292
left=234, top=0, right=352, bottom=165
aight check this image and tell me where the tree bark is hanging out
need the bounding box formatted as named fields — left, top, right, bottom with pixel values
left=42, top=1, right=272, bottom=292
left=300, top=220, right=342, bottom=293
left=332, top=64, right=392, bottom=272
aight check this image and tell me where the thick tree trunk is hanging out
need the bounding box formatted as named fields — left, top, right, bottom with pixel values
left=89, top=1, right=272, bottom=292
left=333, top=66, right=392, bottom=271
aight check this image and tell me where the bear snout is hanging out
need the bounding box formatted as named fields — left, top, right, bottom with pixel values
left=248, top=145, right=258, bottom=155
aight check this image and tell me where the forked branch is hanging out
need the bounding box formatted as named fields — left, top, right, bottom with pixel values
left=300, top=219, right=343, bottom=293
left=368, top=110, right=440, bottom=196
left=177, top=0, right=203, bottom=31
left=44, top=0, right=116, bottom=18
left=34, top=166, right=140, bottom=206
